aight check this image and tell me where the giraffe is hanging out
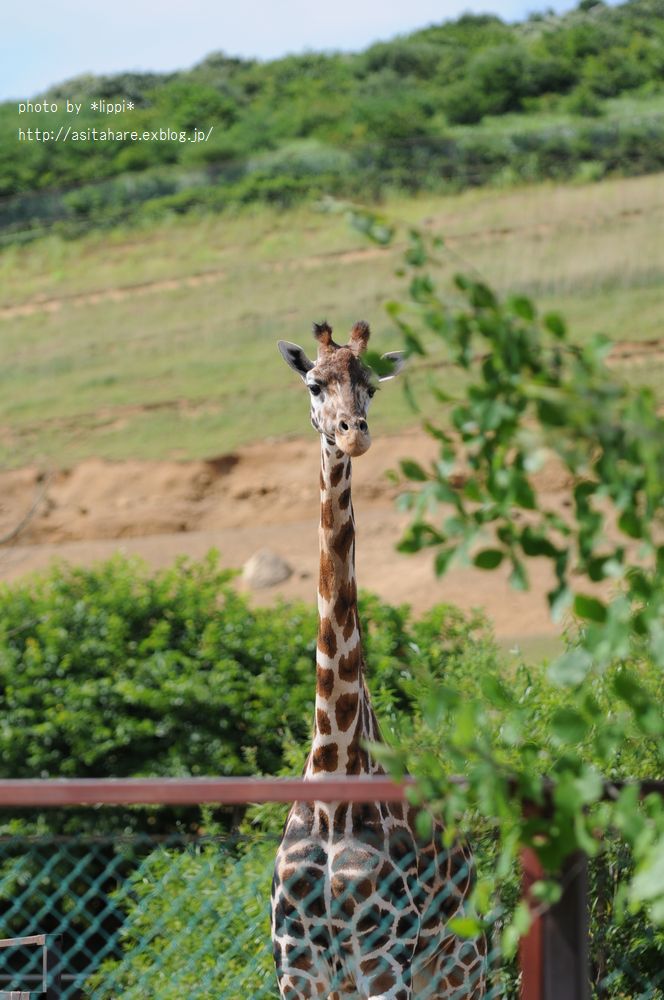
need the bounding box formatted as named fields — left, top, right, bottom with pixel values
left=271, top=321, right=487, bottom=1000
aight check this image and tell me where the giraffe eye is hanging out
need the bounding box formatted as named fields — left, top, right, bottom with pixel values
left=367, top=385, right=377, bottom=398
left=309, top=383, right=322, bottom=396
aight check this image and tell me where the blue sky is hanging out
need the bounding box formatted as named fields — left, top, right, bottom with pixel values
left=2, top=0, right=620, bottom=102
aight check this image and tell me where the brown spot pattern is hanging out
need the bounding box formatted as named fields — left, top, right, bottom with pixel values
left=333, top=803, right=348, bottom=833
left=338, top=487, right=351, bottom=509
left=291, top=949, right=313, bottom=972
left=312, top=743, right=339, bottom=772
left=330, top=463, right=345, bottom=487
left=318, top=550, right=334, bottom=601
left=316, top=668, right=334, bottom=698
left=342, top=606, right=358, bottom=642
left=335, top=691, right=358, bottom=731
left=316, top=708, right=332, bottom=735
left=338, top=642, right=361, bottom=682
left=321, top=498, right=334, bottom=532
left=346, top=719, right=369, bottom=774
left=351, top=802, right=382, bottom=830
left=372, top=971, right=398, bottom=993
left=333, top=519, right=354, bottom=562
left=333, top=578, right=356, bottom=631
left=317, top=617, right=337, bottom=658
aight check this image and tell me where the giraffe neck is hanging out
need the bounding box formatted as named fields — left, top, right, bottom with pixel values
left=305, top=437, right=381, bottom=778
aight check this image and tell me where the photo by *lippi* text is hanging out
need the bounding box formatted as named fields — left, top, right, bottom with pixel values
left=15, top=97, right=215, bottom=145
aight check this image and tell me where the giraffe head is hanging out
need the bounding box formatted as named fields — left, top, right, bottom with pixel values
left=278, top=321, right=405, bottom=457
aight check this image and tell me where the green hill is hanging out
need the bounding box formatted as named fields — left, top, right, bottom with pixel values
left=1, top=172, right=663, bottom=467
left=2, top=0, right=664, bottom=243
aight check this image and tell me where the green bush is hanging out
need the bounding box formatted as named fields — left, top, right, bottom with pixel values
left=0, top=554, right=313, bottom=784
left=567, top=84, right=605, bottom=116
left=0, top=553, right=495, bottom=826
left=465, top=44, right=534, bottom=116
left=245, top=140, right=354, bottom=180
left=87, top=837, right=277, bottom=999
left=441, top=80, right=488, bottom=125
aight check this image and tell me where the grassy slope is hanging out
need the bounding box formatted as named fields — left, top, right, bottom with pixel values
left=1, top=171, right=663, bottom=469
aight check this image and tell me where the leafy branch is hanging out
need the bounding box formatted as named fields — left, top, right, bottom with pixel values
left=349, top=206, right=664, bottom=945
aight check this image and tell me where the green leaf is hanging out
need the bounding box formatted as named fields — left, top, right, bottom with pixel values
left=350, top=211, right=394, bottom=245
left=409, top=274, right=435, bottom=302
left=481, top=675, right=513, bottom=708
left=463, top=479, right=483, bottom=502
left=397, top=531, right=422, bottom=554
left=509, top=559, right=529, bottom=591
left=400, top=460, right=428, bottom=482
left=403, top=375, right=421, bottom=414
left=501, top=923, right=520, bottom=959
left=544, top=312, right=566, bottom=339
left=447, top=915, right=484, bottom=939
left=415, top=809, right=433, bottom=840
left=530, top=880, right=562, bottom=905
left=509, top=295, right=536, bottom=321
left=613, top=669, right=645, bottom=709
left=403, top=330, right=426, bottom=356
left=434, top=548, right=455, bottom=576
left=618, top=509, right=643, bottom=539
left=405, top=232, right=428, bottom=267
left=363, top=350, right=400, bottom=379
left=548, top=584, right=572, bottom=623
left=552, top=707, right=589, bottom=743
left=521, top=527, right=557, bottom=558
left=548, top=648, right=593, bottom=686
left=574, top=766, right=603, bottom=804
left=514, top=477, right=537, bottom=510
left=473, top=549, right=504, bottom=570
left=512, top=900, right=532, bottom=936
left=629, top=836, right=664, bottom=907
left=469, top=281, right=497, bottom=310
left=573, top=594, right=607, bottom=623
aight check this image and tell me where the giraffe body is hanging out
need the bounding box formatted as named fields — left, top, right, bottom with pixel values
left=271, top=324, right=486, bottom=999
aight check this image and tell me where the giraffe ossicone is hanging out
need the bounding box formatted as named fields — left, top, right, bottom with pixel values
left=271, top=322, right=487, bottom=999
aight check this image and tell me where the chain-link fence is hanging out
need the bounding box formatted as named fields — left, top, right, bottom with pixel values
left=0, top=779, right=662, bottom=999
left=0, top=831, right=510, bottom=999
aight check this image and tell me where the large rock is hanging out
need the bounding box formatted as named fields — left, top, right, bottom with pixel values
left=242, top=548, right=293, bottom=589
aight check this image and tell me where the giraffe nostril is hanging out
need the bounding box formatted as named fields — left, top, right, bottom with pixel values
left=339, top=420, right=349, bottom=433
left=358, top=419, right=368, bottom=433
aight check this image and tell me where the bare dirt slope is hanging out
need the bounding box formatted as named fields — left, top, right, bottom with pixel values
left=0, top=430, right=566, bottom=641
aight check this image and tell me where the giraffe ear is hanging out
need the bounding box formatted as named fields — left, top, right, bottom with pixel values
left=378, top=351, right=406, bottom=381
left=349, top=320, right=370, bottom=355
left=278, top=341, right=315, bottom=380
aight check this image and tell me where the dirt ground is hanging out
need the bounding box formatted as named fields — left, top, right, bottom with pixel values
left=0, top=429, right=572, bottom=643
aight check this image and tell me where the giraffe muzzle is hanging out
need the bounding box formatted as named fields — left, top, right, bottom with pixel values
left=336, top=419, right=371, bottom=457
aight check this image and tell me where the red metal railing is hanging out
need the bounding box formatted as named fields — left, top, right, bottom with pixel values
left=0, top=776, right=412, bottom=807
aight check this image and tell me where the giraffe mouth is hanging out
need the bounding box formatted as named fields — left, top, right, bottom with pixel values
left=335, top=429, right=371, bottom=457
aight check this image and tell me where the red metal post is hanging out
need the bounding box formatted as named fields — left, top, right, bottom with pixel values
left=519, top=848, right=589, bottom=1000
left=520, top=847, right=544, bottom=1000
